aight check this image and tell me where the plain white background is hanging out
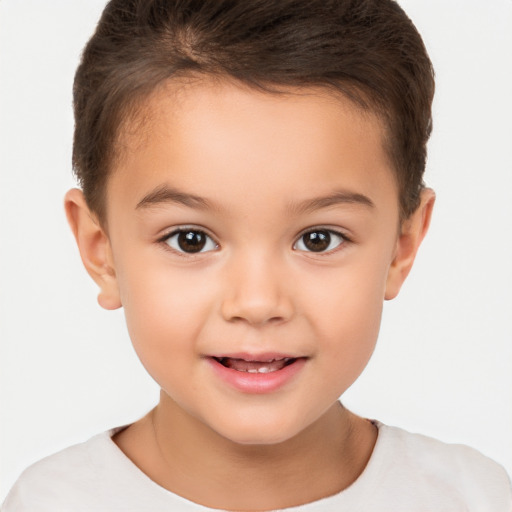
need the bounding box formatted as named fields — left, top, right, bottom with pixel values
left=1, top=0, right=511, bottom=502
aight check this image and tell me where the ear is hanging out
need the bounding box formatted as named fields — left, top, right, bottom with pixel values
left=64, top=189, right=122, bottom=310
left=385, top=188, right=435, bottom=300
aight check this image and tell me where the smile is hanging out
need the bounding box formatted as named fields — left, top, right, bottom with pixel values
left=207, top=354, right=307, bottom=394
left=213, top=356, right=296, bottom=373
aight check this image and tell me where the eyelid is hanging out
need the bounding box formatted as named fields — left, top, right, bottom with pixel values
left=293, top=227, right=351, bottom=253
left=156, top=225, right=351, bottom=255
left=157, top=225, right=219, bottom=255
left=299, top=225, right=353, bottom=242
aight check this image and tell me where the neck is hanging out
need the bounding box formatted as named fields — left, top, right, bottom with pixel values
left=115, top=392, right=377, bottom=511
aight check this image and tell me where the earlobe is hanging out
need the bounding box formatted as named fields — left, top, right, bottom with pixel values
left=385, top=188, right=435, bottom=300
left=64, top=189, right=122, bottom=310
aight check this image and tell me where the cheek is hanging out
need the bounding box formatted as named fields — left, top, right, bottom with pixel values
left=303, top=254, right=389, bottom=378
left=116, top=258, right=216, bottom=365
left=307, top=251, right=388, bottom=330
left=321, top=290, right=383, bottom=366
left=314, top=296, right=382, bottom=400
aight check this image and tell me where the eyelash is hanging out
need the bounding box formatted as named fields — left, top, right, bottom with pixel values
left=158, top=227, right=351, bottom=256
left=293, top=228, right=350, bottom=254
left=158, top=227, right=218, bottom=256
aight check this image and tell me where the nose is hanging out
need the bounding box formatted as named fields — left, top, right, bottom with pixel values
left=220, top=251, right=294, bottom=326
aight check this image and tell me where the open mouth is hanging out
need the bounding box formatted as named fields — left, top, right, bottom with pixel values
left=212, top=356, right=297, bottom=374
left=208, top=354, right=308, bottom=393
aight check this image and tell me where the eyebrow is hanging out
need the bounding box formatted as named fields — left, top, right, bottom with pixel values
left=136, top=184, right=212, bottom=210
left=136, top=184, right=375, bottom=214
left=288, top=190, right=375, bottom=214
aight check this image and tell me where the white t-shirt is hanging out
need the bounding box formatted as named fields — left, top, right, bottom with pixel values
left=2, top=422, right=511, bottom=512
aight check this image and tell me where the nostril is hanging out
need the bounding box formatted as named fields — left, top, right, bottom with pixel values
left=226, top=313, right=287, bottom=326
left=220, top=270, right=294, bottom=325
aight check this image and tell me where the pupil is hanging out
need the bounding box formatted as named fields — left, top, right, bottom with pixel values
left=304, top=231, right=330, bottom=252
left=178, top=231, right=206, bottom=253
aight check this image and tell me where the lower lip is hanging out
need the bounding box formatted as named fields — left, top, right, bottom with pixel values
left=206, top=357, right=307, bottom=394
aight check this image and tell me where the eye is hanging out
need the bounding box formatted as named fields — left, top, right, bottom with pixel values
left=294, top=229, right=346, bottom=253
left=164, top=229, right=218, bottom=254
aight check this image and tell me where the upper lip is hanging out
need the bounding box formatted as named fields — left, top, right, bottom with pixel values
left=208, top=352, right=303, bottom=362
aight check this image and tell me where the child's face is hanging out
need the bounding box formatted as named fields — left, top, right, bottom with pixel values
left=86, top=80, right=416, bottom=444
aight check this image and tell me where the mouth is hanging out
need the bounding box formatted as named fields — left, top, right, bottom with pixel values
left=206, top=352, right=310, bottom=394
left=212, top=356, right=298, bottom=374
left=206, top=353, right=307, bottom=393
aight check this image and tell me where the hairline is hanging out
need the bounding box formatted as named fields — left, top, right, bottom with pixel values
left=95, top=72, right=403, bottom=227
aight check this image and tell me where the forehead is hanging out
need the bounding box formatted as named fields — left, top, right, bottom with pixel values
left=108, top=79, right=397, bottom=218
left=118, top=78, right=389, bottom=159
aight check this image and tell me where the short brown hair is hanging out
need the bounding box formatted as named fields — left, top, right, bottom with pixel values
left=73, top=0, right=435, bottom=220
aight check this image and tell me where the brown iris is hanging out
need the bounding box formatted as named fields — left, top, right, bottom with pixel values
left=177, top=230, right=207, bottom=253
left=302, top=230, right=331, bottom=252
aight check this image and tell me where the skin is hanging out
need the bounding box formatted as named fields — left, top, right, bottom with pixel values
left=65, top=79, right=434, bottom=510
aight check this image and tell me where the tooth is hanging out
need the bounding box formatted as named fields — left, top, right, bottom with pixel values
left=258, top=367, right=272, bottom=373
left=247, top=369, right=258, bottom=373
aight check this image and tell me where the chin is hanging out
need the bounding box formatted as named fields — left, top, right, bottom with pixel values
left=211, top=413, right=306, bottom=446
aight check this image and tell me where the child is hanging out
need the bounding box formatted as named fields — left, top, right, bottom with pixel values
left=2, top=0, right=511, bottom=510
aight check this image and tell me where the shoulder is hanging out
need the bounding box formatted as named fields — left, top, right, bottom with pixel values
left=1, top=427, right=199, bottom=512
left=373, top=423, right=512, bottom=511
left=1, top=430, right=117, bottom=512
